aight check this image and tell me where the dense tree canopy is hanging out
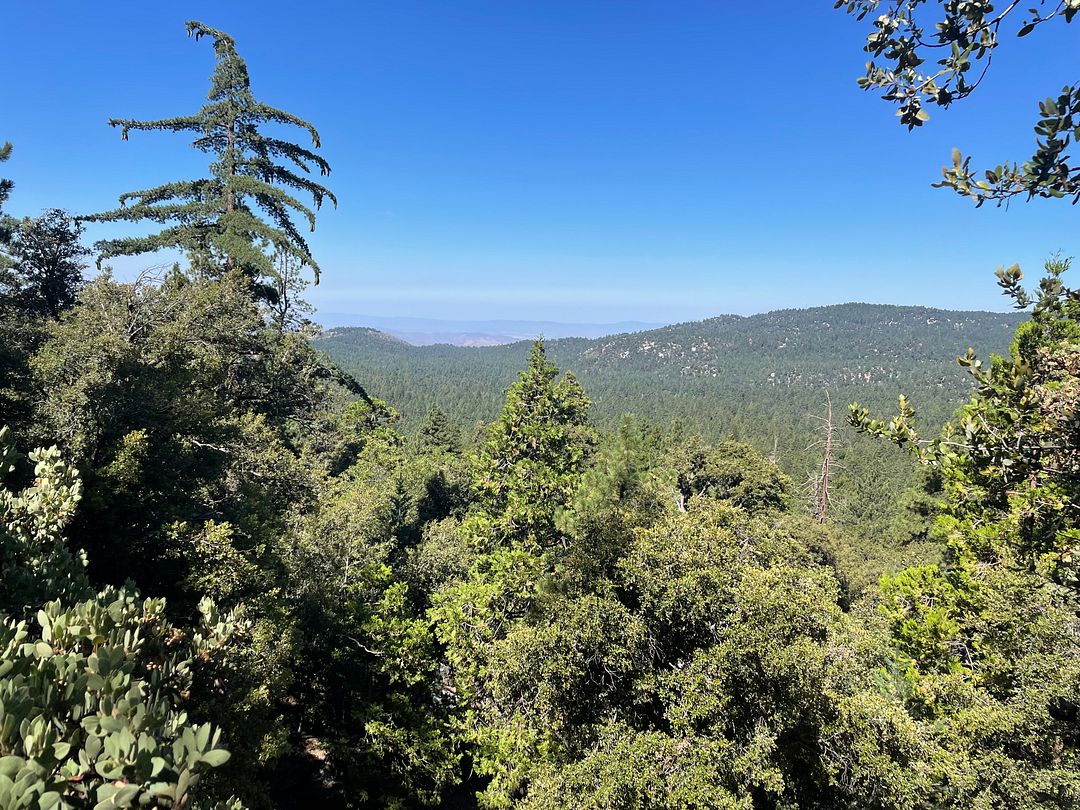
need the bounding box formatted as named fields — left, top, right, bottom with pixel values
left=3, top=12, right=1078, bottom=810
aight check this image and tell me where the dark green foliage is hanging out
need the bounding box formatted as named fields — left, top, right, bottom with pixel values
left=852, top=259, right=1080, bottom=806
left=2, top=209, right=88, bottom=318
left=468, top=340, right=594, bottom=552
left=0, top=303, right=42, bottom=470
left=416, top=404, right=462, bottom=455
left=0, top=141, right=13, bottom=242
left=83, top=22, right=335, bottom=291
left=837, top=0, right=1080, bottom=205
left=23, top=266, right=367, bottom=806
left=28, top=269, right=338, bottom=597
left=0, top=153, right=83, bottom=431
left=0, top=435, right=242, bottom=809
left=285, top=423, right=462, bottom=808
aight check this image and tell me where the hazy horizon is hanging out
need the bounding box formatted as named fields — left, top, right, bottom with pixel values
left=316, top=296, right=1021, bottom=331
left=319, top=299, right=1026, bottom=348
left=7, top=3, right=1076, bottom=322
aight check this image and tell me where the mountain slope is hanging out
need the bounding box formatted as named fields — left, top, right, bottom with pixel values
left=318, top=303, right=1022, bottom=434
left=317, top=303, right=1024, bottom=541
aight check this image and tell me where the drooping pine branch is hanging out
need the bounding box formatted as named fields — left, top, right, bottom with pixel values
left=253, top=135, right=332, bottom=176
left=251, top=102, right=323, bottom=148
left=108, top=115, right=204, bottom=141
left=83, top=21, right=335, bottom=287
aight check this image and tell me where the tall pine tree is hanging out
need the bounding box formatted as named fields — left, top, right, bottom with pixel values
left=83, top=22, right=335, bottom=293
left=417, top=404, right=462, bottom=455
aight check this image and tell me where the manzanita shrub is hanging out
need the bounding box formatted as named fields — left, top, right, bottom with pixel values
left=0, top=428, right=245, bottom=808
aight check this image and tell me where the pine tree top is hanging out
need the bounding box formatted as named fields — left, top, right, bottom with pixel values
left=470, top=340, right=594, bottom=550
left=0, top=142, right=12, bottom=213
left=83, top=22, right=336, bottom=288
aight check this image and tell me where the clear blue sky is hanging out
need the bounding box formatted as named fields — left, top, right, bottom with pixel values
left=4, top=2, right=1076, bottom=322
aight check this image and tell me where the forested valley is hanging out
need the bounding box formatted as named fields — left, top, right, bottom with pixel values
left=318, top=305, right=1024, bottom=550
left=1, top=8, right=1079, bottom=810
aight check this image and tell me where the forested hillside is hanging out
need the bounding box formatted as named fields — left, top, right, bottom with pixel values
left=318, top=304, right=1023, bottom=541
left=319, top=303, right=1022, bottom=434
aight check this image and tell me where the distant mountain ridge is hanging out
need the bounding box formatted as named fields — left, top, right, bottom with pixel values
left=576, top=302, right=1019, bottom=384
left=317, top=302, right=1026, bottom=541
left=316, top=302, right=1024, bottom=438
left=316, top=313, right=662, bottom=346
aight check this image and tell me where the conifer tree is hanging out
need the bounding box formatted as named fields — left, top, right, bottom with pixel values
left=470, top=340, right=593, bottom=551
left=5, top=209, right=88, bottom=318
left=83, top=22, right=336, bottom=291
left=0, top=142, right=14, bottom=258
left=417, top=404, right=462, bottom=455
left=0, top=142, right=12, bottom=215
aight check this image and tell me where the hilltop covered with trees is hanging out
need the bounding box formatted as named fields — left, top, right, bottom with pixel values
left=317, top=304, right=1022, bottom=551
left=318, top=304, right=1023, bottom=436
left=0, top=9, right=1077, bottom=810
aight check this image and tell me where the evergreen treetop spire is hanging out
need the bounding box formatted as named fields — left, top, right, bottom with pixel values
left=84, top=21, right=336, bottom=288
left=0, top=142, right=12, bottom=213
left=470, top=340, right=594, bottom=551
left=0, top=142, right=14, bottom=266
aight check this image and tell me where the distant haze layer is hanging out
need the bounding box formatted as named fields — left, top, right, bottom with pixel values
left=317, top=313, right=663, bottom=346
